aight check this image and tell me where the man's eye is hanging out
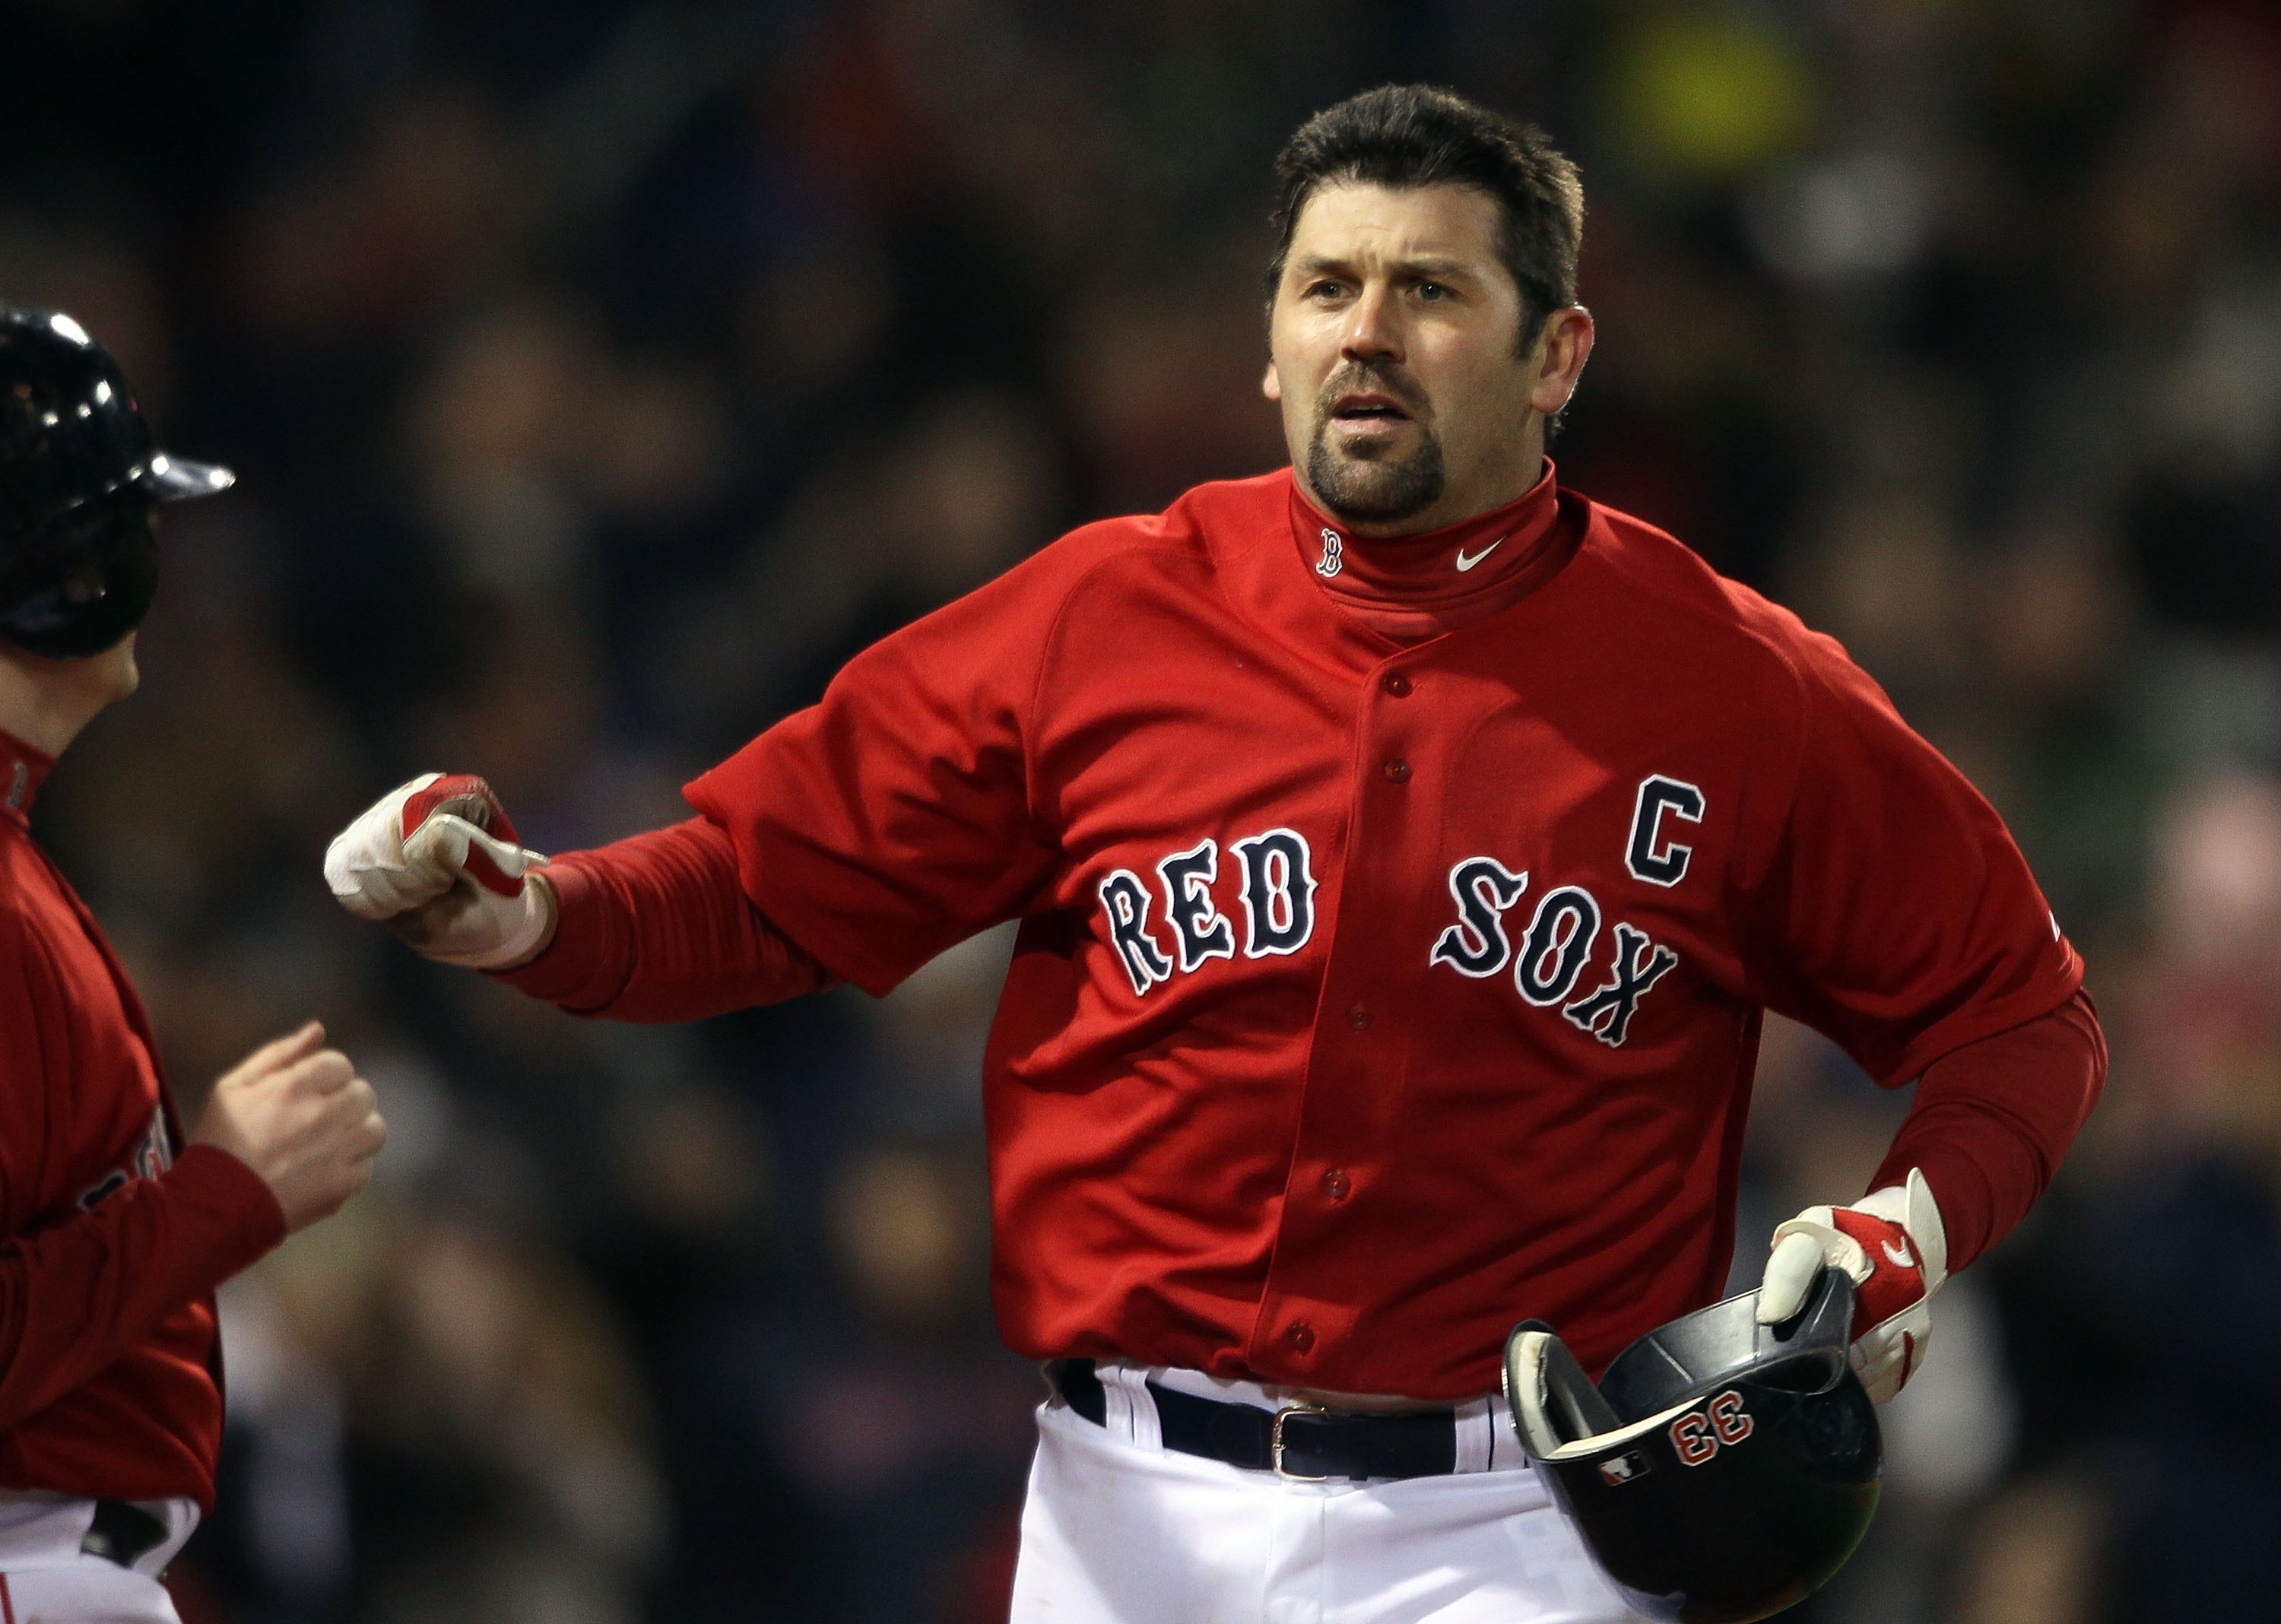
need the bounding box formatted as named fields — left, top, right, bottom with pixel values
left=1306, top=281, right=1347, bottom=300
left=1417, top=281, right=1449, bottom=300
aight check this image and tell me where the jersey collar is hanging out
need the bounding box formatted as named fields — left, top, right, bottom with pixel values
left=1290, top=461, right=1562, bottom=613
left=1204, top=465, right=1594, bottom=688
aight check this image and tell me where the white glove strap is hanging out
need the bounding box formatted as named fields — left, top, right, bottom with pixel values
left=422, top=874, right=554, bottom=970
left=1851, top=1168, right=1949, bottom=1292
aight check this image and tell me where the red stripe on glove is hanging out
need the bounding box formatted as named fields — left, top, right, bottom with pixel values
left=401, top=773, right=524, bottom=896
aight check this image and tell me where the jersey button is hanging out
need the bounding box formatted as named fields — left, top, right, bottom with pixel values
left=1346, top=1001, right=1371, bottom=1029
left=1382, top=672, right=1412, bottom=697
left=1286, top=1321, right=1315, bottom=1353
left=1382, top=757, right=1411, bottom=784
left=1321, top=1168, right=1351, bottom=1201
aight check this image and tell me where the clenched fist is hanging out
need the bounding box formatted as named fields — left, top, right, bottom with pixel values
left=194, top=1022, right=387, bottom=1233
left=325, top=773, right=555, bottom=969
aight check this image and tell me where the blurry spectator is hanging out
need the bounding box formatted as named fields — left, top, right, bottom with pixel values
left=1944, top=1470, right=2105, bottom=1624
left=252, top=1198, right=667, bottom=1624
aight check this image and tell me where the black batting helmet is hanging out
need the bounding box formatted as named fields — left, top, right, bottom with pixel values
left=1504, top=1268, right=1881, bottom=1623
left=0, top=303, right=234, bottom=657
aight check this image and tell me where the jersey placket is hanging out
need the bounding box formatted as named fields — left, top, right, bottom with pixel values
left=1245, top=652, right=1442, bottom=1381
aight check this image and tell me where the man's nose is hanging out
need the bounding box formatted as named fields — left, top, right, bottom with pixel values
left=1339, top=284, right=1404, bottom=363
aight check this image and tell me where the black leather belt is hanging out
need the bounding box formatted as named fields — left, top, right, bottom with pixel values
left=81, top=1500, right=170, bottom=1569
left=1051, top=1358, right=1461, bottom=1482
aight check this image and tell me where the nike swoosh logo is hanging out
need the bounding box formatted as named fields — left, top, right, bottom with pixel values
left=1882, top=1239, right=1915, bottom=1270
left=1454, top=535, right=1508, bottom=573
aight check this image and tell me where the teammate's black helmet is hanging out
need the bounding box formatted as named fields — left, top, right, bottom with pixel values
left=0, top=303, right=234, bottom=658
left=1505, top=1268, right=1880, bottom=1623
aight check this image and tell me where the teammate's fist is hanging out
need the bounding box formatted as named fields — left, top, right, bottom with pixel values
left=193, top=1022, right=387, bottom=1234
left=1755, top=1167, right=1947, bottom=1404
left=324, top=772, right=554, bottom=969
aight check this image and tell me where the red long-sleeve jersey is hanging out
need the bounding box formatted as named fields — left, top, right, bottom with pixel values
left=500, top=468, right=2102, bottom=1394
left=0, top=734, right=285, bottom=1513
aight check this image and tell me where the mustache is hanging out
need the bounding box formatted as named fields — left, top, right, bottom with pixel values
left=1314, top=363, right=1429, bottom=417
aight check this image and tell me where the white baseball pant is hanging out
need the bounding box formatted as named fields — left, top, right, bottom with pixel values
left=0, top=1496, right=196, bottom=1623
left=1009, top=1365, right=1649, bottom=1624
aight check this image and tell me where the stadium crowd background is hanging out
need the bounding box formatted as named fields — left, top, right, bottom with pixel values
left=6, top=0, right=2280, bottom=1619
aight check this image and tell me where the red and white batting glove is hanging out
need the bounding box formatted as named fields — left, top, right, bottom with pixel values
left=1755, top=1167, right=1948, bottom=1404
left=323, top=773, right=553, bottom=969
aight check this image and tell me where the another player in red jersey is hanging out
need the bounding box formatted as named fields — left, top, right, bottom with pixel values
left=0, top=306, right=386, bottom=1622
left=328, top=88, right=2103, bottom=1621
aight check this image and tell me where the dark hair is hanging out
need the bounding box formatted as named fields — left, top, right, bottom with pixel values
left=1267, top=85, right=1585, bottom=346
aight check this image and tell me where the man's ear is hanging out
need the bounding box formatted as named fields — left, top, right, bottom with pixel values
left=1261, top=357, right=1283, bottom=404
left=1528, top=306, right=1594, bottom=419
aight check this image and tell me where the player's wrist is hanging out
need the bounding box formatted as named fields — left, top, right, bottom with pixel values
left=1757, top=1168, right=1945, bottom=1404
left=1848, top=1168, right=1948, bottom=1289
left=170, top=1143, right=292, bottom=1248
left=503, top=870, right=560, bottom=969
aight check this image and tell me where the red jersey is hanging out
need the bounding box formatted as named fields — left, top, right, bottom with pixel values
left=666, top=469, right=2082, bottom=1397
left=0, top=735, right=284, bottom=1511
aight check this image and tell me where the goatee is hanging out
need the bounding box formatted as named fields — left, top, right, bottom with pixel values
left=1306, top=427, right=1445, bottom=525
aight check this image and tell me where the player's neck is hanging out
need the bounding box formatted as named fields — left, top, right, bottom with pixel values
left=0, top=645, right=132, bottom=759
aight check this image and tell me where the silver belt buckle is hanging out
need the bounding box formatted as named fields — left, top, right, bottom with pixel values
left=1271, top=1400, right=1329, bottom=1482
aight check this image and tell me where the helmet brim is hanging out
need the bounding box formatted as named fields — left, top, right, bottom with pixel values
left=142, top=453, right=236, bottom=503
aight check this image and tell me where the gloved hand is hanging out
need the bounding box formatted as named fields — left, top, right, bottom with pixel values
left=1755, top=1166, right=1947, bottom=1404
left=324, top=773, right=554, bottom=969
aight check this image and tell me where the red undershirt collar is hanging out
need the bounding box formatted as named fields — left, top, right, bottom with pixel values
left=1288, top=460, right=1570, bottom=643
left=0, top=728, right=53, bottom=826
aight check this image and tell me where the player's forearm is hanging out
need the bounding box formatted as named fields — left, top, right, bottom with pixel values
left=491, top=817, right=837, bottom=1020
left=1868, top=988, right=2106, bottom=1274
left=0, top=1144, right=284, bottom=1428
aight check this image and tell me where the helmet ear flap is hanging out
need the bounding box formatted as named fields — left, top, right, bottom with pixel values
left=0, top=500, right=159, bottom=657
left=1505, top=1320, right=1618, bottom=1456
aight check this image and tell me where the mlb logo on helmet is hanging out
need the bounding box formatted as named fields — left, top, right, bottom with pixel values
left=1598, top=1450, right=1652, bottom=1486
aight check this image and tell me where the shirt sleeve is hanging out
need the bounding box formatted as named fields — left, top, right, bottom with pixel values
left=683, top=554, right=1068, bottom=996
left=1870, top=988, right=2106, bottom=1273
left=493, top=818, right=838, bottom=1020
left=0, top=926, right=285, bottom=1429
left=1741, top=634, right=2084, bottom=1084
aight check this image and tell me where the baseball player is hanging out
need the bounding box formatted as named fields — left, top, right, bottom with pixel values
left=0, top=305, right=386, bottom=1622
left=326, top=87, right=2104, bottom=1622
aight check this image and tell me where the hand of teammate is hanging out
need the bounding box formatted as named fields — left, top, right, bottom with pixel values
left=1755, top=1167, right=1947, bottom=1404
left=193, top=1021, right=387, bottom=1234
left=323, top=772, right=556, bottom=969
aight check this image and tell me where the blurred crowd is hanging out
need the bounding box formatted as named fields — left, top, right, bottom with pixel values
left=5, top=0, right=2279, bottom=1619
